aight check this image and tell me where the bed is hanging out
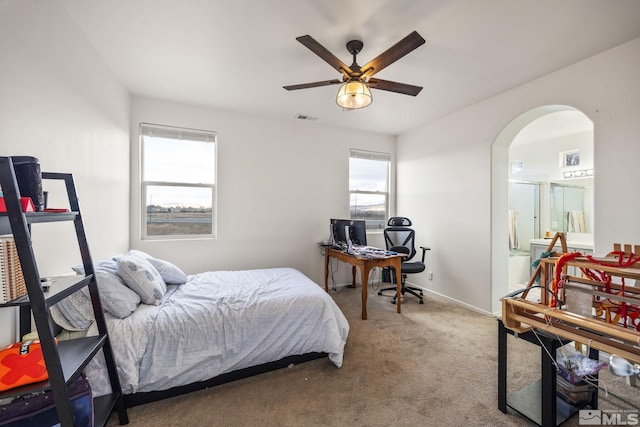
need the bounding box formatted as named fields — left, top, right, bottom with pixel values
left=50, top=251, right=349, bottom=406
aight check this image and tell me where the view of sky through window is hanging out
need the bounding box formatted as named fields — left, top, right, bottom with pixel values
left=349, top=157, right=388, bottom=206
left=349, top=152, right=389, bottom=229
left=144, top=136, right=215, bottom=208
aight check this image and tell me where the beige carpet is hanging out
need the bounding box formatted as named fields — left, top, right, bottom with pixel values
left=107, top=281, right=639, bottom=427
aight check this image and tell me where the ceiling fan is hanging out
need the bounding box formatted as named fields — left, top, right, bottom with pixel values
left=284, top=31, right=426, bottom=110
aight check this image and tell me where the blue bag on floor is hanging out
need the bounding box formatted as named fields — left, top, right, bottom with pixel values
left=0, top=373, right=93, bottom=427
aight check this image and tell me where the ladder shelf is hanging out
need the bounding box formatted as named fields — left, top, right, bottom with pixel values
left=0, top=157, right=128, bottom=426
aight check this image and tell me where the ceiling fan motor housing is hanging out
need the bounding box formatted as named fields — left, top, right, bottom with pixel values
left=346, top=40, right=363, bottom=55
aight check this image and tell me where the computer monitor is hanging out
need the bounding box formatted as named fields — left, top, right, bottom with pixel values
left=330, top=218, right=367, bottom=246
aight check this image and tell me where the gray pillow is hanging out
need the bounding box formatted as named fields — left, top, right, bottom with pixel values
left=94, top=266, right=141, bottom=318
left=69, top=259, right=140, bottom=319
left=117, top=255, right=167, bottom=305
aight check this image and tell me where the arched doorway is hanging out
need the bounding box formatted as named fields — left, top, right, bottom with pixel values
left=490, top=106, right=594, bottom=313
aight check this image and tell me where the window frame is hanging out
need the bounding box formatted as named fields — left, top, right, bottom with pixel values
left=139, top=122, right=217, bottom=241
left=349, top=149, right=391, bottom=232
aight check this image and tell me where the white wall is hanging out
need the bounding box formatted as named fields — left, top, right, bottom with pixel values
left=0, top=1, right=130, bottom=345
left=509, top=130, right=593, bottom=183
left=129, top=96, right=395, bottom=285
left=397, top=37, right=640, bottom=313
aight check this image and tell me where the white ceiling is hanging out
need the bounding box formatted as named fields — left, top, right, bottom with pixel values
left=60, top=0, right=640, bottom=136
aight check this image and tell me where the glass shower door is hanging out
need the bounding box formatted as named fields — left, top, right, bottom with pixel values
left=509, top=181, right=540, bottom=251
left=508, top=181, right=540, bottom=292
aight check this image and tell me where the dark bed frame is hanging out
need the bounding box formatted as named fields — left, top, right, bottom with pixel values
left=122, top=352, right=327, bottom=407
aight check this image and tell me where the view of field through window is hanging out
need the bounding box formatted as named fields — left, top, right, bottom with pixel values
left=146, top=186, right=213, bottom=236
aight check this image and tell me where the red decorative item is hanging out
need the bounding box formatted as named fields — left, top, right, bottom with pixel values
left=0, top=340, right=49, bottom=391
left=0, top=197, right=35, bottom=213
left=549, top=252, right=581, bottom=307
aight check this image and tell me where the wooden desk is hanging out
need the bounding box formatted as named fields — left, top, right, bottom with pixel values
left=324, top=247, right=404, bottom=320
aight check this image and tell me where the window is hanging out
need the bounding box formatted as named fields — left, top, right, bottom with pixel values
left=140, top=123, right=216, bottom=239
left=349, top=149, right=391, bottom=231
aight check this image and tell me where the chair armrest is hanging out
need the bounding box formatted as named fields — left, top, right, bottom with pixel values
left=419, top=246, right=431, bottom=263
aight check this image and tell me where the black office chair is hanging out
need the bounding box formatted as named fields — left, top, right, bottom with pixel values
left=378, top=217, right=431, bottom=304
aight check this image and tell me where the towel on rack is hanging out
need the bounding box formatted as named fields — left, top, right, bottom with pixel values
left=508, top=210, right=518, bottom=250
left=567, top=210, right=586, bottom=232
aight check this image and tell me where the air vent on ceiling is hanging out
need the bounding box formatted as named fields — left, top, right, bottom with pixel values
left=295, top=113, right=318, bottom=121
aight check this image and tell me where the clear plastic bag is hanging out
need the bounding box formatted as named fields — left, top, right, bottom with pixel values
left=556, top=343, right=607, bottom=383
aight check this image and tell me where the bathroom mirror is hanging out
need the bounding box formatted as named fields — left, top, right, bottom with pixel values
left=550, top=178, right=592, bottom=233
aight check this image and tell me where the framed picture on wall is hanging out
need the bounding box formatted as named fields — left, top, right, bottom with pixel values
left=560, top=150, right=580, bottom=167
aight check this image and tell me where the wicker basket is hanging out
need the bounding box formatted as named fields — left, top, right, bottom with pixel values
left=0, top=236, right=27, bottom=303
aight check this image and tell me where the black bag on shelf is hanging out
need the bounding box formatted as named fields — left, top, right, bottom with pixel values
left=0, top=374, right=93, bottom=427
left=10, top=156, right=44, bottom=212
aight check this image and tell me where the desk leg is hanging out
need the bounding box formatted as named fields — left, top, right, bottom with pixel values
left=394, top=259, right=402, bottom=314
left=349, top=266, right=357, bottom=288
left=360, top=265, right=369, bottom=320
left=324, top=250, right=330, bottom=292
left=498, top=320, right=507, bottom=413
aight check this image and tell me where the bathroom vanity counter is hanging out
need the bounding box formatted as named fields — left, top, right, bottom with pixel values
left=529, top=238, right=593, bottom=277
left=529, top=238, right=593, bottom=252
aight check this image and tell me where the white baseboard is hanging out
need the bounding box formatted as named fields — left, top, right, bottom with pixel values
left=331, top=276, right=497, bottom=318
left=404, top=281, right=497, bottom=317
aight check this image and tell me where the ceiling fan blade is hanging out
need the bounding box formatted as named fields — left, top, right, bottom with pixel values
left=367, top=78, right=423, bottom=96
left=283, top=79, right=342, bottom=91
left=361, top=31, right=426, bottom=78
left=296, top=35, right=353, bottom=77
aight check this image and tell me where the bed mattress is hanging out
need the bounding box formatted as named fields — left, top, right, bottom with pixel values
left=84, top=267, right=349, bottom=397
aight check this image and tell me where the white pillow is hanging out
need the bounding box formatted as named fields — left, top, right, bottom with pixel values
left=50, top=287, right=94, bottom=331
left=122, top=249, right=188, bottom=285
left=72, top=258, right=119, bottom=276
left=123, top=249, right=153, bottom=260
left=146, top=258, right=188, bottom=285
left=117, top=255, right=167, bottom=305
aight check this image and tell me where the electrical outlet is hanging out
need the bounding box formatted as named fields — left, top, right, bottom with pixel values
left=428, top=271, right=433, bottom=280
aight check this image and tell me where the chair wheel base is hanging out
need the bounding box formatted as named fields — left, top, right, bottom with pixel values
left=378, top=285, right=425, bottom=305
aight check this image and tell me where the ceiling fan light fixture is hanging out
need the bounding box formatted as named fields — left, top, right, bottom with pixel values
left=336, top=79, right=372, bottom=110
